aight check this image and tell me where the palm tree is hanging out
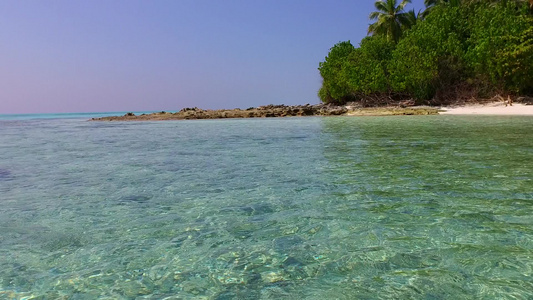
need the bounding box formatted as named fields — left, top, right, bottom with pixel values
left=403, top=9, right=421, bottom=29
left=422, top=0, right=461, bottom=18
left=368, top=0, right=412, bottom=43
left=424, top=0, right=461, bottom=7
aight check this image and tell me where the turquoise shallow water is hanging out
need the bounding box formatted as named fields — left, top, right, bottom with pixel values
left=0, top=115, right=532, bottom=299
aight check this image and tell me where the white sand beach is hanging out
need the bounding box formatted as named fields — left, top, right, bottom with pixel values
left=440, top=103, right=533, bottom=115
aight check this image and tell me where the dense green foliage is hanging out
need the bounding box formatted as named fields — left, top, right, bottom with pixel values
left=318, top=41, right=355, bottom=104
left=319, top=1, right=533, bottom=105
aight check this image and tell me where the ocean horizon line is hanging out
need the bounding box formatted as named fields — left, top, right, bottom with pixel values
left=0, top=110, right=177, bottom=121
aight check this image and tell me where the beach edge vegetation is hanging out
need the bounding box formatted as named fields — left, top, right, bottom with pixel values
left=318, top=0, right=533, bottom=106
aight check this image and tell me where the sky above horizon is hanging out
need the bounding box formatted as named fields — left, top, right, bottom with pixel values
left=0, top=0, right=425, bottom=114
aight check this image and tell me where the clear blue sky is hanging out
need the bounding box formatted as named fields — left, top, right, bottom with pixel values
left=0, top=0, right=425, bottom=114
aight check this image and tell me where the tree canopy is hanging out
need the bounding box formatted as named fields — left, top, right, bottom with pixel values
left=319, top=0, right=533, bottom=105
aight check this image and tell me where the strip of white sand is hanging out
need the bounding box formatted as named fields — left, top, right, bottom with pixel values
left=440, top=103, right=533, bottom=115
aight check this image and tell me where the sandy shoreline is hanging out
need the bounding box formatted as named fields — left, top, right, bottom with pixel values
left=439, top=103, right=533, bottom=115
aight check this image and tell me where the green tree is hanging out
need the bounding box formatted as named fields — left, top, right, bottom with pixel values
left=344, top=36, right=396, bottom=100
left=318, top=41, right=355, bottom=103
left=318, top=37, right=396, bottom=105
left=422, top=0, right=461, bottom=18
left=465, top=1, right=533, bottom=93
left=389, top=5, right=466, bottom=101
left=318, top=0, right=533, bottom=105
left=368, top=0, right=412, bottom=43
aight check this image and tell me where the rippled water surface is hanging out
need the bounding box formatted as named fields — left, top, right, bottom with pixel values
left=0, top=115, right=532, bottom=299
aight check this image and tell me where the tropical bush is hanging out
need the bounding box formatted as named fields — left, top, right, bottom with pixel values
left=389, top=5, right=466, bottom=102
left=318, top=0, right=533, bottom=105
left=318, top=41, right=355, bottom=104
left=465, top=1, right=533, bottom=94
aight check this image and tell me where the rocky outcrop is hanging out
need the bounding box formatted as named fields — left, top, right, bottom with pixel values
left=91, top=104, right=439, bottom=121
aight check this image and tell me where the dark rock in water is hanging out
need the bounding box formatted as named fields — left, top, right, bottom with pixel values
left=42, top=233, right=84, bottom=251
left=273, top=235, right=305, bottom=252
left=247, top=272, right=262, bottom=284
left=228, top=222, right=260, bottom=240
left=118, top=195, right=151, bottom=204
left=215, top=288, right=260, bottom=300
left=214, top=291, right=237, bottom=300
left=93, top=103, right=349, bottom=121
left=0, top=168, right=11, bottom=180
left=281, top=257, right=309, bottom=281
left=282, top=256, right=304, bottom=268
left=171, top=234, right=189, bottom=248
left=221, top=203, right=274, bottom=216
left=92, top=104, right=440, bottom=121
left=388, top=252, right=426, bottom=269
left=240, top=203, right=274, bottom=216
